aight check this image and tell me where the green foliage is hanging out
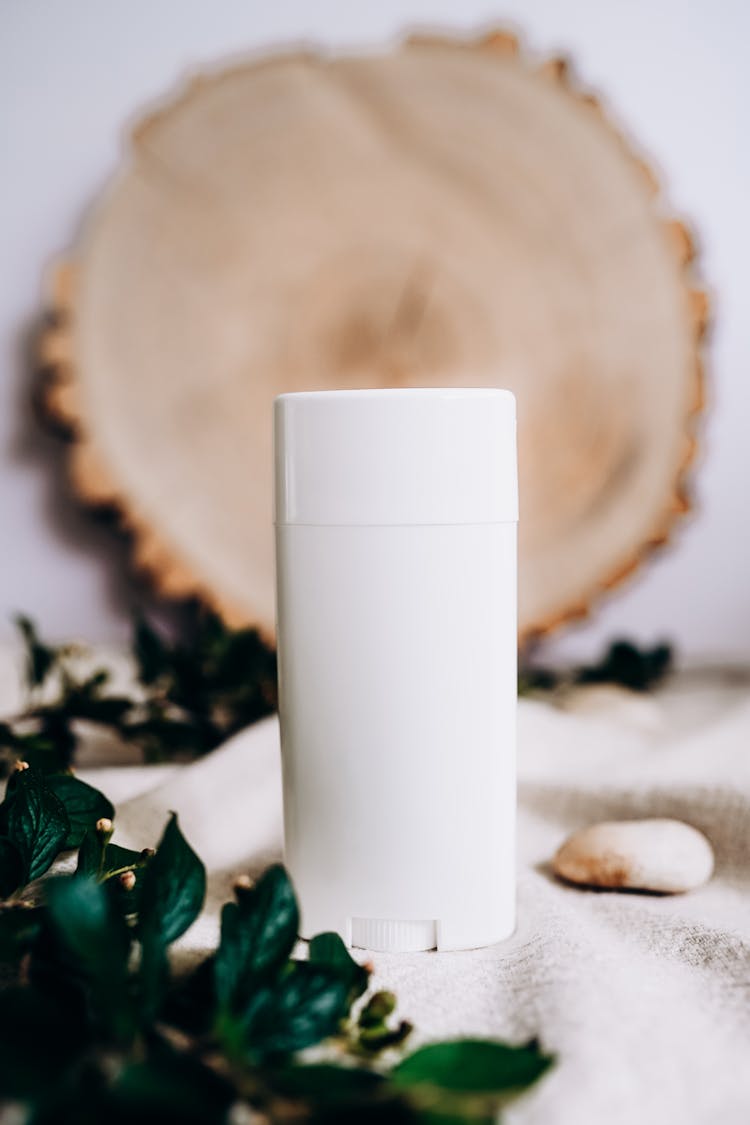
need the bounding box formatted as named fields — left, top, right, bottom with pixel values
left=14, top=613, right=57, bottom=689
left=354, top=988, right=414, bottom=1054
left=0, top=788, right=554, bottom=1121
left=392, top=1038, right=554, bottom=1093
left=391, top=1039, right=554, bottom=1122
left=128, top=610, right=278, bottom=761
left=309, top=929, right=369, bottom=1002
left=45, top=874, right=134, bottom=1041
left=137, top=813, right=206, bottom=1021
left=46, top=773, right=114, bottom=848
left=240, top=961, right=351, bottom=1057
left=575, top=640, right=672, bottom=691
left=214, top=864, right=299, bottom=1015
left=0, top=837, right=24, bottom=897
left=0, top=614, right=556, bottom=1121
left=0, top=766, right=70, bottom=885
left=2, top=610, right=278, bottom=771
left=519, top=637, right=673, bottom=696
left=0, top=986, right=83, bottom=1101
left=138, top=812, right=206, bottom=946
left=76, top=832, right=149, bottom=882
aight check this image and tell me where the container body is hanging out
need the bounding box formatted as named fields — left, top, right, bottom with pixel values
left=274, top=388, right=517, bottom=952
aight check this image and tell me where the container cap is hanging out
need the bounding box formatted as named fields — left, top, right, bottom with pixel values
left=274, top=388, right=517, bottom=526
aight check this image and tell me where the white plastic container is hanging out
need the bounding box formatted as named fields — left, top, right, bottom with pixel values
left=274, top=388, right=517, bottom=952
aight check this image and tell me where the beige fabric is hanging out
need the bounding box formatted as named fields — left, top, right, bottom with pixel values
left=3, top=651, right=750, bottom=1123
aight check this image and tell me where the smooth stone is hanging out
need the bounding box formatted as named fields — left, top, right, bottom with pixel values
left=553, top=818, right=714, bottom=893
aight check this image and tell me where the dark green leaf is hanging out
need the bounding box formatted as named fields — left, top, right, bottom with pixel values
left=37, top=712, right=78, bottom=769
left=123, top=715, right=208, bottom=760
left=134, top=616, right=171, bottom=685
left=14, top=614, right=57, bottom=689
left=0, top=835, right=25, bottom=897
left=0, top=987, right=83, bottom=1099
left=575, top=640, right=672, bottom=692
left=358, top=1019, right=413, bottom=1054
left=47, top=773, right=114, bottom=848
left=2, top=730, right=66, bottom=775
left=392, top=1038, right=554, bottom=1096
left=60, top=689, right=133, bottom=725
left=45, top=875, right=134, bottom=1040
left=240, top=961, right=350, bottom=1056
left=3, top=767, right=70, bottom=882
left=309, top=930, right=369, bottom=1001
left=112, top=1050, right=234, bottom=1125
left=136, top=815, right=203, bottom=1022
left=278, top=1064, right=386, bottom=1100
left=214, top=863, right=299, bottom=1013
left=139, top=933, right=170, bottom=1024
left=213, top=627, right=274, bottom=691
left=517, top=666, right=559, bottom=695
left=163, top=953, right=217, bottom=1036
left=46, top=873, right=129, bottom=963
left=269, top=1062, right=387, bottom=1103
left=77, top=833, right=147, bottom=881
left=76, top=827, right=105, bottom=878
left=0, top=904, right=41, bottom=960
left=138, top=812, right=206, bottom=946
left=359, top=990, right=397, bottom=1029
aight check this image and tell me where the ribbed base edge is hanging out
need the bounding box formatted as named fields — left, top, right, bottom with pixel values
left=350, top=917, right=437, bottom=952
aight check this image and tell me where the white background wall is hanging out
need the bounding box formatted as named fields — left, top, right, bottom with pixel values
left=1, top=0, right=748, bottom=660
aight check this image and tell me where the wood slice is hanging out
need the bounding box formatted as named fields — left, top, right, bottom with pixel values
left=38, top=31, right=707, bottom=642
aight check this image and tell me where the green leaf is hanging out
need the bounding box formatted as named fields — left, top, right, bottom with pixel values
left=134, top=616, right=171, bottom=685
left=163, top=953, right=217, bottom=1037
left=392, top=1038, right=554, bottom=1096
left=0, top=987, right=83, bottom=1099
left=358, top=1018, right=413, bottom=1054
left=1, top=730, right=66, bottom=775
left=45, top=875, right=134, bottom=1040
left=240, top=961, right=350, bottom=1056
left=0, top=836, right=25, bottom=897
left=138, top=812, right=206, bottom=946
left=112, top=1050, right=234, bottom=1124
left=37, top=713, right=78, bottom=770
left=135, top=815, right=203, bottom=1023
left=14, top=614, right=57, bottom=689
left=46, top=773, right=114, bottom=848
left=575, top=640, right=672, bottom=691
left=46, top=873, right=128, bottom=962
left=59, top=687, right=133, bottom=725
left=77, top=833, right=148, bottom=882
left=214, top=863, right=299, bottom=1013
left=359, top=990, right=397, bottom=1029
left=3, top=767, right=70, bottom=882
left=76, top=828, right=105, bottom=878
left=0, top=904, right=42, bottom=960
left=123, top=715, right=208, bottom=761
left=268, top=1063, right=388, bottom=1106
left=309, top=930, right=369, bottom=1001
left=139, top=929, right=170, bottom=1024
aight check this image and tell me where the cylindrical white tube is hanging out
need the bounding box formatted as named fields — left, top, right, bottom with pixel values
left=274, top=388, right=517, bottom=952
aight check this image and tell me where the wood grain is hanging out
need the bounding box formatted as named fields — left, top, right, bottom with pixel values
left=37, top=30, right=707, bottom=642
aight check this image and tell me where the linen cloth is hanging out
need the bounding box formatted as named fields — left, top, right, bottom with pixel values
left=2, top=652, right=750, bottom=1124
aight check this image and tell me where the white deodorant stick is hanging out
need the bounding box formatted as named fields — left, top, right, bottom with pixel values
left=273, top=388, right=518, bottom=952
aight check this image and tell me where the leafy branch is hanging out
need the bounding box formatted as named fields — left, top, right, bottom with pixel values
left=0, top=769, right=554, bottom=1123
left=518, top=639, right=672, bottom=696
left=1, top=611, right=277, bottom=772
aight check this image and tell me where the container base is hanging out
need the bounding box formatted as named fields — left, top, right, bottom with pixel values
left=350, top=918, right=437, bottom=952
